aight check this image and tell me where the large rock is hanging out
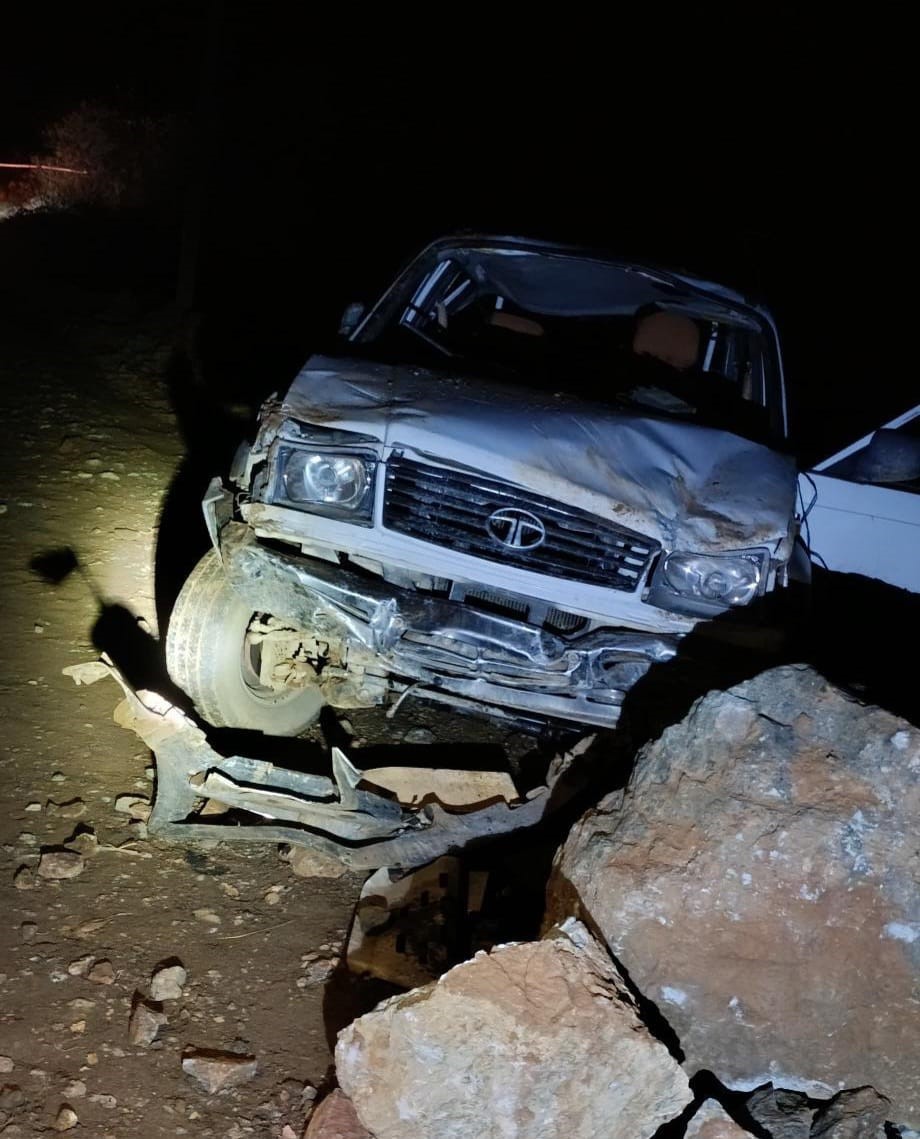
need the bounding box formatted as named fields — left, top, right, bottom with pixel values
left=811, top=1087, right=891, bottom=1138
left=547, top=666, right=919, bottom=1125
left=746, top=1084, right=813, bottom=1137
left=685, top=1099, right=752, bottom=1138
left=336, top=918, right=691, bottom=1139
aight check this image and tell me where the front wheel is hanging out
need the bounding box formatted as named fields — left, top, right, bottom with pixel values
left=165, top=550, right=323, bottom=735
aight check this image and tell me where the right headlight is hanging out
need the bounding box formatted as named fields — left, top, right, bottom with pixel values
left=648, top=549, right=769, bottom=616
left=271, top=445, right=376, bottom=523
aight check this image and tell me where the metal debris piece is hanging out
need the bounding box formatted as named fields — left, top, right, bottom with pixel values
left=63, top=657, right=592, bottom=871
left=357, top=766, right=519, bottom=808
left=62, top=660, right=112, bottom=686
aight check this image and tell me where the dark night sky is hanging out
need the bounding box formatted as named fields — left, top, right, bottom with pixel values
left=0, top=7, right=909, bottom=457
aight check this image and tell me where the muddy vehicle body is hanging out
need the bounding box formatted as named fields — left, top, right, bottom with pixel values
left=166, top=235, right=803, bottom=737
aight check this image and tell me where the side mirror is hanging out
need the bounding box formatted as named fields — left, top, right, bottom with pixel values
left=338, top=301, right=366, bottom=338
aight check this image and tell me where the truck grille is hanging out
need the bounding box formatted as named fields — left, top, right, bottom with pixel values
left=383, top=455, right=658, bottom=591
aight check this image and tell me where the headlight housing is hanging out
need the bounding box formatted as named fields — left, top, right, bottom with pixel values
left=271, top=444, right=376, bottom=523
left=648, top=549, right=769, bottom=616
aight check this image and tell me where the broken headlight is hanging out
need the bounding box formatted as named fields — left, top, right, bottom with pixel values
left=272, top=445, right=376, bottom=522
left=648, top=549, right=768, bottom=616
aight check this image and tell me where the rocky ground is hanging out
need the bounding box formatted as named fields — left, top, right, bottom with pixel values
left=0, top=220, right=534, bottom=1136
left=0, top=288, right=359, bottom=1135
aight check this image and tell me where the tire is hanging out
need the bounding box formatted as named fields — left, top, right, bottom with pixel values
left=165, top=550, right=323, bottom=735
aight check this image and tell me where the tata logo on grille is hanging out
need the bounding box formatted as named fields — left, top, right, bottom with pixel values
left=486, top=508, right=546, bottom=550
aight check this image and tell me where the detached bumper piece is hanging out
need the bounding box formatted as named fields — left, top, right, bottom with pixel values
left=219, top=522, right=679, bottom=728
left=64, top=659, right=590, bottom=871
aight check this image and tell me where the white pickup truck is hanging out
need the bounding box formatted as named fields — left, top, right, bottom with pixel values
left=165, top=235, right=807, bottom=735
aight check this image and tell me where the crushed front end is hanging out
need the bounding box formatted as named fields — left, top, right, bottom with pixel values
left=170, top=236, right=801, bottom=736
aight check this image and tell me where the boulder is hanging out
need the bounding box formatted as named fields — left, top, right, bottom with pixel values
left=685, top=1099, right=752, bottom=1138
left=547, top=666, right=920, bottom=1126
left=811, top=1087, right=891, bottom=1137
left=746, top=1084, right=813, bottom=1137
left=336, top=918, right=691, bottom=1139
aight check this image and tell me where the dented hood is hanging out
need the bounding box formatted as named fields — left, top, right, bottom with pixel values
left=282, top=356, right=797, bottom=552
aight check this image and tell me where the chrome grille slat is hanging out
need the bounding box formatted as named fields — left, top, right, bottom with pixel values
left=383, top=455, right=659, bottom=591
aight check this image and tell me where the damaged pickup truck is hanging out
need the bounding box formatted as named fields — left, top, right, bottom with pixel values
left=165, top=235, right=804, bottom=737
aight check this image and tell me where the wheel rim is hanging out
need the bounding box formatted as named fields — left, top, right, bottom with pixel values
left=239, top=615, right=300, bottom=704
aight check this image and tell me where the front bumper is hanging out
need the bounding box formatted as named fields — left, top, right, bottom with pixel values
left=214, top=516, right=680, bottom=729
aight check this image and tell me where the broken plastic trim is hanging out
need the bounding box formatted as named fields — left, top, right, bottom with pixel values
left=63, top=659, right=591, bottom=871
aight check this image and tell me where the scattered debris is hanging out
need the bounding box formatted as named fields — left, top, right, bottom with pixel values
left=37, top=847, right=84, bottom=879
left=61, top=1081, right=86, bottom=1099
left=346, top=857, right=463, bottom=987
left=66, top=827, right=99, bottom=857
left=19, top=921, right=37, bottom=942
left=69, top=660, right=589, bottom=869
left=149, top=961, right=187, bottom=1001
left=298, top=947, right=339, bottom=988
left=358, top=763, right=519, bottom=808
left=127, top=818, right=148, bottom=839
left=13, top=866, right=34, bottom=890
left=114, top=793, right=151, bottom=820
left=62, top=661, right=111, bottom=686
left=0, top=1059, right=12, bottom=1075
left=88, top=1093, right=117, bottom=1109
left=87, top=959, right=115, bottom=985
left=181, top=1049, right=258, bottom=1093
left=193, top=908, right=221, bottom=925
left=283, top=844, right=348, bottom=880
left=24, top=801, right=42, bottom=812
left=66, top=915, right=129, bottom=940
left=402, top=727, right=435, bottom=746
left=263, top=884, right=285, bottom=906
left=46, top=798, right=86, bottom=819
left=66, top=955, right=94, bottom=978
left=0, top=1085, right=25, bottom=1112
left=304, top=1090, right=372, bottom=1139
left=52, top=1104, right=79, bottom=1131
left=127, top=993, right=167, bottom=1046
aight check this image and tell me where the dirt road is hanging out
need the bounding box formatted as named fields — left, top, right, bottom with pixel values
left=0, top=282, right=369, bottom=1137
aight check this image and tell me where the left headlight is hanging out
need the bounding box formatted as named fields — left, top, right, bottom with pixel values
left=648, top=549, right=768, bottom=615
left=271, top=445, right=376, bottom=523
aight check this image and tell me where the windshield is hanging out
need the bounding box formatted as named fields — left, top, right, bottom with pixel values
left=356, top=245, right=784, bottom=445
